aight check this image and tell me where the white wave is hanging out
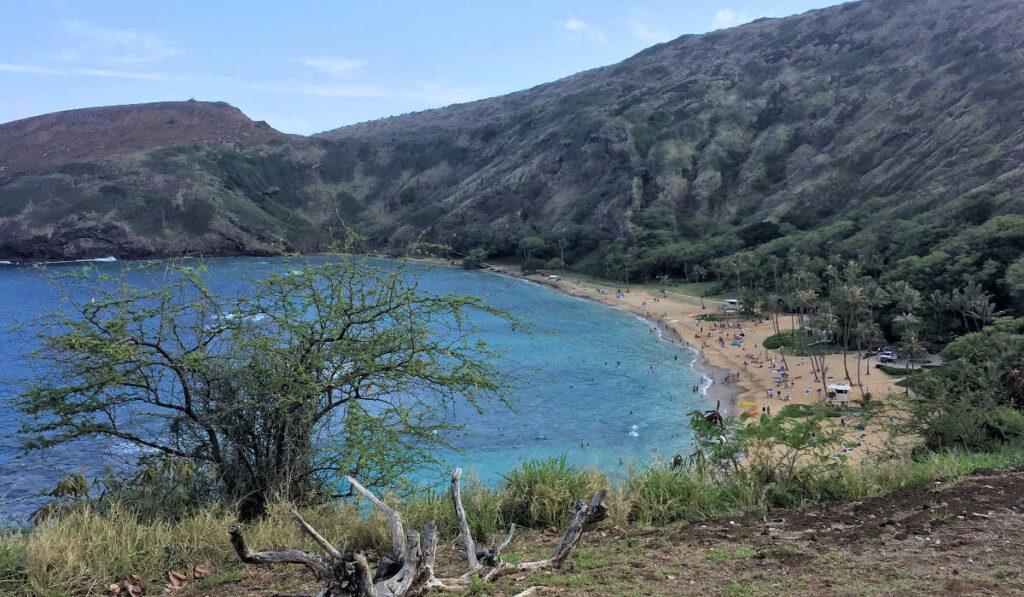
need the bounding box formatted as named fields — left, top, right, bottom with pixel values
left=42, top=256, right=118, bottom=265
left=109, top=439, right=156, bottom=456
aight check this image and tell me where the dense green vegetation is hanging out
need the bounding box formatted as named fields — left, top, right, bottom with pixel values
left=901, top=318, right=1024, bottom=451
left=5, top=0, right=1024, bottom=289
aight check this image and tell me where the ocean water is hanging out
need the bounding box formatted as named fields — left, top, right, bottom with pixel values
left=0, top=257, right=710, bottom=520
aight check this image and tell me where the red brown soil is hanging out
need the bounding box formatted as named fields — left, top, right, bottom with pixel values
left=0, top=101, right=292, bottom=180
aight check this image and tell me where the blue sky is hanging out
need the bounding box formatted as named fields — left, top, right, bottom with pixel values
left=1, top=0, right=841, bottom=135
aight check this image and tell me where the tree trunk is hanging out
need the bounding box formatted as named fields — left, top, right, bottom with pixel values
left=231, top=470, right=608, bottom=597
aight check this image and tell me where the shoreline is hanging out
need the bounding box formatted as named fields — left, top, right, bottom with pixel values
left=482, top=265, right=746, bottom=417
left=479, top=263, right=901, bottom=462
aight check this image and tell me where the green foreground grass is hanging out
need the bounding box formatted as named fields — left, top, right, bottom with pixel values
left=2, top=449, right=1023, bottom=596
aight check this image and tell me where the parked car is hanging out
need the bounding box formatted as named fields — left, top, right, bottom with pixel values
left=878, top=351, right=897, bottom=364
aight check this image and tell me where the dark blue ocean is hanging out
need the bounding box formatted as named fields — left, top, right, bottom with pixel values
left=0, top=257, right=709, bottom=521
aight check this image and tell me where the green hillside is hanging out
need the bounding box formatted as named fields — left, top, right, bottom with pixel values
left=1, top=0, right=1022, bottom=310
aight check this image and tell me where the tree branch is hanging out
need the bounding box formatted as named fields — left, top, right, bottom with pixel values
left=345, top=475, right=406, bottom=563
left=450, top=468, right=478, bottom=573
left=229, top=523, right=332, bottom=578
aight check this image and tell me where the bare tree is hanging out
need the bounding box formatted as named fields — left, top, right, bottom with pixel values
left=230, top=469, right=608, bottom=597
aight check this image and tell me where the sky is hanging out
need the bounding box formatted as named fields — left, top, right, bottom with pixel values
left=1, top=0, right=842, bottom=135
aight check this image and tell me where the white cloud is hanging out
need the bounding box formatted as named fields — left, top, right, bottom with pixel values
left=713, top=9, right=750, bottom=29
left=632, top=23, right=672, bottom=44
left=300, top=56, right=366, bottom=78
left=559, top=17, right=606, bottom=43
left=61, top=21, right=178, bottom=64
left=0, top=62, right=166, bottom=80
left=563, top=18, right=588, bottom=32
left=0, top=63, right=63, bottom=75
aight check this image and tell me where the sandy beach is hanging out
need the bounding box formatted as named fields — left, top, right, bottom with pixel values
left=486, top=265, right=903, bottom=462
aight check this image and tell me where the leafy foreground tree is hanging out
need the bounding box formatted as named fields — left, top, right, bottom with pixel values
left=18, top=256, right=518, bottom=518
left=902, top=317, right=1024, bottom=451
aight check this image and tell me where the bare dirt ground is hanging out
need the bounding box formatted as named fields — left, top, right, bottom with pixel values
left=185, top=469, right=1024, bottom=596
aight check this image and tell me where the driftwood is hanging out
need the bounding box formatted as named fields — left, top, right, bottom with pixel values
left=230, top=469, right=608, bottom=596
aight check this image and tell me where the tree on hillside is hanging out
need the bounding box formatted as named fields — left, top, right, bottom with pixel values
left=18, top=257, right=518, bottom=518
left=1006, top=256, right=1024, bottom=310
left=519, top=236, right=546, bottom=260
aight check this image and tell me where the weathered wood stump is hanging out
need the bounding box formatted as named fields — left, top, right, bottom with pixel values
left=230, top=469, right=608, bottom=596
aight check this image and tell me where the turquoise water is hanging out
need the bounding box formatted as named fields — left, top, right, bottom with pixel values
left=0, top=257, right=710, bottom=520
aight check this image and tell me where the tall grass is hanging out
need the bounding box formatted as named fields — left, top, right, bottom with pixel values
left=500, top=456, right=609, bottom=528
left=2, top=449, right=1022, bottom=595
left=622, top=447, right=1024, bottom=526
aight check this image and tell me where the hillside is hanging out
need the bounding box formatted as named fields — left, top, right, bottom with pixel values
left=0, top=101, right=306, bottom=260
left=0, top=100, right=289, bottom=181
left=1, top=0, right=1023, bottom=305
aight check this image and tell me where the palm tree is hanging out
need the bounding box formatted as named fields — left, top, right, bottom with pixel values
left=954, top=284, right=998, bottom=333
left=793, top=289, right=818, bottom=332
left=898, top=330, right=927, bottom=395
left=885, top=280, right=922, bottom=315
left=824, top=263, right=840, bottom=297
left=835, top=284, right=868, bottom=384
left=894, top=312, right=920, bottom=336
left=810, top=303, right=838, bottom=397
left=854, top=320, right=883, bottom=392
left=862, top=281, right=889, bottom=322
left=922, top=289, right=952, bottom=341
left=761, top=293, right=782, bottom=336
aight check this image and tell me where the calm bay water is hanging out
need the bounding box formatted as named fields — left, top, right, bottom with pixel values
left=0, top=257, right=709, bottom=520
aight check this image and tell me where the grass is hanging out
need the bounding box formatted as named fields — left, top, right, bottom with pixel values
left=877, top=364, right=928, bottom=376
left=500, top=455, right=608, bottom=528
left=778, top=402, right=847, bottom=418
left=2, top=448, right=1024, bottom=595
left=762, top=329, right=841, bottom=356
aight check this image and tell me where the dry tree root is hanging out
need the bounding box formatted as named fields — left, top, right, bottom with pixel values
left=229, top=468, right=608, bottom=596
